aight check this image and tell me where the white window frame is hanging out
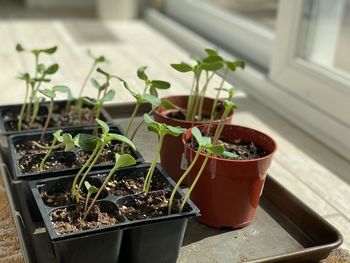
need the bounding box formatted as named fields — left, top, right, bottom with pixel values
left=270, top=0, right=350, bottom=127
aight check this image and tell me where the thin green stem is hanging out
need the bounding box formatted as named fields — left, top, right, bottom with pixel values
left=168, top=145, right=202, bottom=214
left=186, top=76, right=196, bottom=121
left=84, top=192, right=92, bottom=212
left=40, top=99, right=54, bottom=143
left=212, top=107, right=230, bottom=144
left=71, top=142, right=100, bottom=197
left=209, top=68, right=228, bottom=121
left=18, top=81, right=29, bottom=131
left=121, top=103, right=140, bottom=153
left=143, top=134, right=164, bottom=194
left=32, top=141, right=64, bottom=150
left=92, top=105, right=102, bottom=136
left=130, top=107, right=155, bottom=141
left=29, top=97, right=40, bottom=128
left=198, top=72, right=215, bottom=120
left=79, top=61, right=97, bottom=98
left=26, top=55, right=39, bottom=122
left=83, top=162, right=119, bottom=220
left=179, top=153, right=211, bottom=213
left=75, top=143, right=106, bottom=203
left=39, top=137, right=57, bottom=172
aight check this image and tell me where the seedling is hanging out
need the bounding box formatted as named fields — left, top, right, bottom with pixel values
left=15, top=44, right=59, bottom=125
left=39, top=85, right=71, bottom=142
left=38, top=130, right=76, bottom=172
left=82, top=68, right=117, bottom=129
left=76, top=50, right=107, bottom=123
left=170, top=48, right=244, bottom=124
left=168, top=127, right=224, bottom=214
left=84, top=181, right=99, bottom=212
left=119, top=66, right=170, bottom=149
left=142, top=114, right=186, bottom=194
left=83, top=153, right=136, bottom=219
left=71, top=119, right=136, bottom=203
left=17, top=73, right=32, bottom=131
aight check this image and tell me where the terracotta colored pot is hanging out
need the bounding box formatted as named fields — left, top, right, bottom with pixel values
left=153, top=95, right=233, bottom=185
left=182, top=124, right=277, bottom=228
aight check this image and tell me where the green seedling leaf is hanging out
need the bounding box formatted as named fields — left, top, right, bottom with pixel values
left=18, top=73, right=31, bottom=81
left=141, top=94, right=160, bottom=107
left=53, top=130, right=63, bottom=142
left=97, top=67, right=110, bottom=77
left=62, top=133, right=75, bottom=151
left=100, top=90, right=116, bottom=103
left=53, top=85, right=70, bottom=93
left=32, top=77, right=51, bottom=83
left=81, top=97, right=95, bottom=106
left=226, top=60, right=245, bottom=71
left=122, top=80, right=138, bottom=98
left=150, top=80, right=171, bottom=90
left=203, top=55, right=223, bottom=63
left=45, top=64, right=59, bottom=75
left=222, top=151, right=238, bottom=158
left=161, top=99, right=178, bottom=110
left=191, top=127, right=204, bottom=145
left=205, top=48, right=218, bottom=56
left=96, top=56, right=106, bottom=63
left=115, top=153, right=137, bottom=169
left=90, top=78, right=101, bottom=90
left=41, top=46, right=57, bottom=54
left=149, top=86, right=158, bottom=97
left=143, top=113, right=155, bottom=125
left=96, top=119, right=109, bottom=135
left=73, top=133, right=98, bottom=151
left=206, top=144, right=224, bottom=155
left=16, top=43, right=25, bottom=52
left=84, top=181, right=99, bottom=194
left=39, top=89, right=56, bottom=99
left=201, top=62, right=223, bottom=71
left=165, top=125, right=186, bottom=137
left=37, top=64, right=46, bottom=74
left=143, top=114, right=161, bottom=134
left=202, top=136, right=212, bottom=146
left=137, top=66, right=148, bottom=81
left=191, top=55, right=203, bottom=63
left=170, top=63, right=192, bottom=73
left=224, top=100, right=237, bottom=110
left=108, top=133, right=136, bottom=150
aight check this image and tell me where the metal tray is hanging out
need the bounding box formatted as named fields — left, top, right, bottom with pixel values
left=0, top=102, right=342, bottom=263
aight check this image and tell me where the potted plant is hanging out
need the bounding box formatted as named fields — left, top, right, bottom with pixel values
left=181, top=96, right=277, bottom=228
left=153, top=48, right=244, bottom=184
left=29, top=119, right=199, bottom=263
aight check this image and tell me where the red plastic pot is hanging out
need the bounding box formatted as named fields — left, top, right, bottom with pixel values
left=153, top=95, right=233, bottom=185
left=182, top=124, right=277, bottom=228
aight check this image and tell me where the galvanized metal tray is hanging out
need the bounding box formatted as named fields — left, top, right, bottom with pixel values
left=0, top=102, right=342, bottom=263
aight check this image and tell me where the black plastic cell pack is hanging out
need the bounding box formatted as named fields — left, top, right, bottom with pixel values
left=29, top=164, right=200, bottom=263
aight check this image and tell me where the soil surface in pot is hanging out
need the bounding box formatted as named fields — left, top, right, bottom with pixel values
left=119, top=192, right=186, bottom=221
left=19, top=152, right=79, bottom=174
left=106, top=171, right=167, bottom=196
left=190, top=137, right=268, bottom=160
left=4, top=106, right=94, bottom=132
left=50, top=203, right=120, bottom=235
left=166, top=102, right=224, bottom=121
left=42, top=187, right=107, bottom=207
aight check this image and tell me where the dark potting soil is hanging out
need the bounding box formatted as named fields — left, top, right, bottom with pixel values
left=119, top=192, right=185, bottom=221
left=50, top=204, right=120, bottom=235
left=165, top=102, right=224, bottom=121
left=190, top=138, right=268, bottom=160
left=18, top=152, right=79, bottom=174
left=4, top=106, right=94, bottom=132
left=106, top=171, right=167, bottom=196
left=42, top=188, right=107, bottom=207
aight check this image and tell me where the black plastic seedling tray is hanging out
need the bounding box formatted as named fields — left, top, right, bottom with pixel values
left=0, top=100, right=113, bottom=136
left=6, top=125, right=144, bottom=180
left=28, top=163, right=199, bottom=263
left=0, top=102, right=343, bottom=263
